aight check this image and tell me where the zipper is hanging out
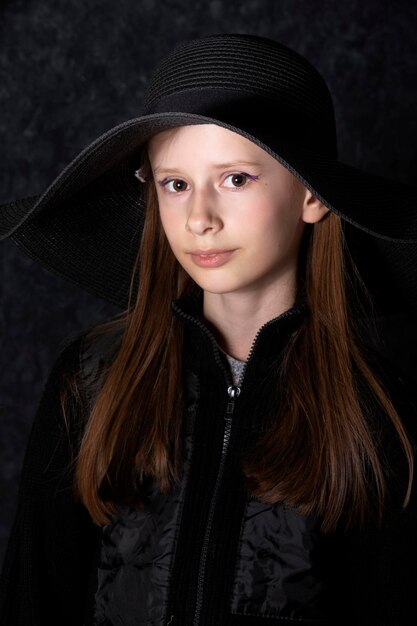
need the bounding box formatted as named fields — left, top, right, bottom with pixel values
left=171, top=299, right=300, bottom=389
left=193, top=382, right=241, bottom=624
left=170, top=301, right=302, bottom=625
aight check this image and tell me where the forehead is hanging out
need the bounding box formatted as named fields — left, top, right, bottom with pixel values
left=147, top=123, right=269, bottom=161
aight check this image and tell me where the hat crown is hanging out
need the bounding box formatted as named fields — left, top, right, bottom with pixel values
left=143, top=33, right=336, bottom=137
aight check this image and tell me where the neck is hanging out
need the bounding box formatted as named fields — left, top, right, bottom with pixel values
left=202, top=280, right=297, bottom=362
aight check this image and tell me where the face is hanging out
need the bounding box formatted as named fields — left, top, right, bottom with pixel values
left=147, top=124, right=310, bottom=301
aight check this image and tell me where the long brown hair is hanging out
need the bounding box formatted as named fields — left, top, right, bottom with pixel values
left=62, top=151, right=414, bottom=532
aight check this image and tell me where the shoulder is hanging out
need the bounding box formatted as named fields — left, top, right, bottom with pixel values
left=55, top=320, right=125, bottom=412
left=78, top=323, right=124, bottom=396
left=361, top=343, right=417, bottom=430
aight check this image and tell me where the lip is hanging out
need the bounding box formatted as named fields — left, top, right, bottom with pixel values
left=188, top=249, right=237, bottom=268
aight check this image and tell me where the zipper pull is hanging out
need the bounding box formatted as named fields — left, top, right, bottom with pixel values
left=225, top=385, right=241, bottom=418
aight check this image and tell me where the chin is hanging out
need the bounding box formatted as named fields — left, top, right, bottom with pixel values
left=178, top=260, right=247, bottom=294
left=190, top=278, right=245, bottom=295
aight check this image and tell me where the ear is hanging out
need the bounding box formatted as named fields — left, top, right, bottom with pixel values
left=301, top=189, right=331, bottom=224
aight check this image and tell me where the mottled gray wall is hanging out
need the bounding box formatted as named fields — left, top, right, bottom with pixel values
left=1, top=0, right=416, bottom=568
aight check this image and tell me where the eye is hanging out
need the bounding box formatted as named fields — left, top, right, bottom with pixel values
left=158, top=178, right=189, bottom=193
left=223, top=173, right=258, bottom=189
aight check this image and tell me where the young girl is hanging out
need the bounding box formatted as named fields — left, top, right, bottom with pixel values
left=1, top=33, right=417, bottom=626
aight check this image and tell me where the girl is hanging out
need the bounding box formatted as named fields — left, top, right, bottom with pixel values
left=0, top=33, right=417, bottom=626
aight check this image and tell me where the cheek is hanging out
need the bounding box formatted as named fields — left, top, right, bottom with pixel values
left=158, top=205, right=180, bottom=243
left=240, top=198, right=302, bottom=244
left=158, top=206, right=170, bottom=234
left=158, top=208, right=192, bottom=268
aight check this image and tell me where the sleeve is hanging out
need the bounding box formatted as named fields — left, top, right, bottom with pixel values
left=327, top=348, right=417, bottom=624
left=0, top=333, right=101, bottom=626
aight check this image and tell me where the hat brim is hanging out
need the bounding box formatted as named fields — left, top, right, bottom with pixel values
left=1, top=112, right=417, bottom=312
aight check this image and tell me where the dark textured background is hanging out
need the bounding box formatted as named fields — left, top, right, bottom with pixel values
left=1, top=0, right=416, bottom=568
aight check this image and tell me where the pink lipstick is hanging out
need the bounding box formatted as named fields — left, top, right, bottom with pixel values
left=189, top=249, right=237, bottom=268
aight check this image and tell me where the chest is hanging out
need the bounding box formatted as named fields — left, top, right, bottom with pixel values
left=93, top=365, right=329, bottom=625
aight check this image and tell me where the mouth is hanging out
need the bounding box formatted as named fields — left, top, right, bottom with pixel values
left=188, top=249, right=237, bottom=268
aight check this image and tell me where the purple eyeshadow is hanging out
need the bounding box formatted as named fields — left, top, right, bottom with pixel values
left=157, top=172, right=260, bottom=188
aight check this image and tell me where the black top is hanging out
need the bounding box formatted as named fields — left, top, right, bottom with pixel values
left=1, top=295, right=417, bottom=625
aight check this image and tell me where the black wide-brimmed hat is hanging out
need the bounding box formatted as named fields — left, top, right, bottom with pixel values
left=1, top=33, right=416, bottom=313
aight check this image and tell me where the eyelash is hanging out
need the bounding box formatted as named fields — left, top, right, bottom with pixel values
left=157, top=172, right=260, bottom=193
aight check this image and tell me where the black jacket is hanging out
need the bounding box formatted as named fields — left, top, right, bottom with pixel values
left=1, top=294, right=417, bottom=626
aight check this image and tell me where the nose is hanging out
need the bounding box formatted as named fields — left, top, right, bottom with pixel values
left=185, top=187, right=223, bottom=235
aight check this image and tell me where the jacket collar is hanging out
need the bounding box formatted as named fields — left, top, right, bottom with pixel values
left=171, top=291, right=308, bottom=398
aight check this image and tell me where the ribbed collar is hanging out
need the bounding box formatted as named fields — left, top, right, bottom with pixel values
left=171, top=292, right=308, bottom=392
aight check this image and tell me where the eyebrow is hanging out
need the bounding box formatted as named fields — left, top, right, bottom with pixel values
left=153, top=161, right=262, bottom=175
